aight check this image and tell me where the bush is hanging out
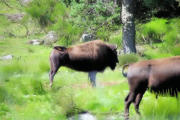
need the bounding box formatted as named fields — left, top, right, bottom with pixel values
left=51, top=21, right=83, bottom=46
left=26, top=0, right=82, bottom=46
left=31, top=79, right=46, bottom=95
left=144, top=46, right=173, bottom=59
left=0, top=103, right=10, bottom=116
left=137, top=18, right=168, bottom=44
left=26, top=0, right=66, bottom=27
left=171, top=45, right=180, bottom=55
left=161, top=19, right=180, bottom=52
left=0, top=86, right=15, bottom=104
left=96, top=26, right=111, bottom=41
left=0, top=16, right=11, bottom=35
left=51, top=86, right=79, bottom=116
left=118, top=54, right=139, bottom=66
left=136, top=18, right=180, bottom=56
left=70, top=0, right=120, bottom=35
left=109, top=30, right=122, bottom=47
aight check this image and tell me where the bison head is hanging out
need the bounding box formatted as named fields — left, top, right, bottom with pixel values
left=49, top=46, right=68, bottom=87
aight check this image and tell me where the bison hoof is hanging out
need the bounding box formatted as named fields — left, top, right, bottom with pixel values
left=136, top=111, right=141, bottom=115
left=124, top=113, right=129, bottom=120
left=50, top=83, right=53, bottom=88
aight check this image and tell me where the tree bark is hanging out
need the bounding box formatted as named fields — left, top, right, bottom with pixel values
left=121, top=0, right=136, bottom=54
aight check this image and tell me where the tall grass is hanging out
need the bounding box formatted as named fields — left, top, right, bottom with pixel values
left=118, top=54, right=140, bottom=66
left=137, top=18, right=180, bottom=56
left=1, top=37, right=180, bottom=119
left=1, top=3, right=180, bottom=119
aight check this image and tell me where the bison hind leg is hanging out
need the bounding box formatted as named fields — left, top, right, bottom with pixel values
left=133, top=90, right=146, bottom=115
left=88, top=71, right=97, bottom=87
left=124, top=92, right=137, bottom=120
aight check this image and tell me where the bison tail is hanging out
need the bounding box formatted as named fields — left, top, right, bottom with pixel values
left=122, top=64, right=129, bottom=77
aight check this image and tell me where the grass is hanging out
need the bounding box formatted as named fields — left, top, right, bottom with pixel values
left=1, top=36, right=180, bottom=120
left=1, top=25, right=180, bottom=120
left=1, top=2, right=180, bottom=119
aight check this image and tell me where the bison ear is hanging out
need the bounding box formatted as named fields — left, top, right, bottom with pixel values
left=54, top=46, right=67, bottom=51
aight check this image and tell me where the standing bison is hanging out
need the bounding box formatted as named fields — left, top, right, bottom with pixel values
left=122, top=56, right=180, bottom=119
left=49, top=40, right=118, bottom=87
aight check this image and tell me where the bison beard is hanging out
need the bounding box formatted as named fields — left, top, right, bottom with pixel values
left=49, top=40, right=118, bottom=87
left=122, top=56, right=180, bottom=119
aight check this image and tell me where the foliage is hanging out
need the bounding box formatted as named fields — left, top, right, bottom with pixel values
left=109, top=30, right=122, bottom=47
left=161, top=19, right=180, bottom=52
left=136, top=18, right=180, bottom=55
left=26, top=0, right=64, bottom=27
left=143, top=45, right=173, bottom=59
left=136, top=18, right=168, bottom=44
left=2, top=0, right=180, bottom=119
left=70, top=0, right=120, bottom=39
left=25, top=0, right=82, bottom=46
left=176, top=0, right=180, bottom=6
left=135, top=0, right=180, bottom=19
left=143, top=0, right=177, bottom=11
left=118, top=54, right=139, bottom=66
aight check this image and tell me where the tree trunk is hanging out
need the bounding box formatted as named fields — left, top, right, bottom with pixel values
left=121, top=0, right=136, bottom=54
left=114, top=0, right=117, bottom=5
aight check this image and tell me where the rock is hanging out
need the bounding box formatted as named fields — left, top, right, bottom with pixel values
left=80, top=34, right=96, bottom=42
left=43, top=31, right=58, bottom=45
left=136, top=45, right=145, bottom=56
left=8, top=32, right=16, bottom=37
left=117, top=49, right=124, bottom=55
left=5, top=13, right=24, bottom=22
left=0, top=36, right=4, bottom=40
left=20, top=0, right=32, bottom=5
left=28, top=39, right=44, bottom=45
left=68, top=113, right=96, bottom=120
left=105, top=114, right=124, bottom=120
left=0, top=55, right=13, bottom=60
left=28, top=31, right=58, bottom=46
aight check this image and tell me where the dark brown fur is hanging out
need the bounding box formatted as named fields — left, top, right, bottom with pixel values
left=49, top=40, right=118, bottom=87
left=122, top=56, right=180, bottom=119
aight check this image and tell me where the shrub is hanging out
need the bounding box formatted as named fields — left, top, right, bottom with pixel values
left=51, top=86, right=79, bottom=116
left=138, top=18, right=168, bottom=44
left=51, top=21, right=83, bottom=46
left=136, top=18, right=180, bottom=56
left=144, top=46, right=173, bottom=59
left=162, top=19, right=180, bottom=52
left=171, top=46, right=180, bottom=55
left=0, top=103, right=10, bottom=116
left=0, top=16, right=11, bottom=35
left=26, top=0, right=65, bottom=27
left=118, top=54, right=139, bottom=66
left=109, top=30, right=122, bottom=47
left=26, top=0, right=82, bottom=46
left=70, top=0, right=120, bottom=35
left=96, top=26, right=111, bottom=41
left=31, top=79, right=46, bottom=95
left=0, top=86, right=15, bottom=104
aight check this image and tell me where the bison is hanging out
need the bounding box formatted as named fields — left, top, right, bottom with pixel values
left=122, top=56, right=180, bottom=119
left=49, top=40, right=118, bottom=87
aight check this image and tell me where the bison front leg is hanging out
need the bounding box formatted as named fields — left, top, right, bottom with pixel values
left=49, top=57, right=60, bottom=87
left=49, top=70, right=58, bottom=87
left=88, top=71, right=97, bottom=87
